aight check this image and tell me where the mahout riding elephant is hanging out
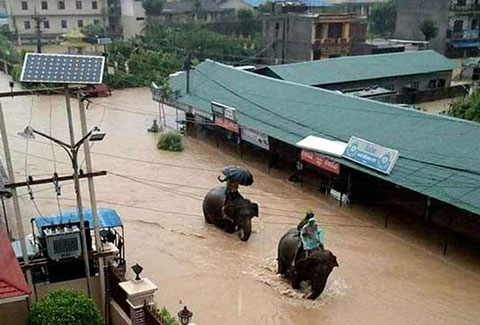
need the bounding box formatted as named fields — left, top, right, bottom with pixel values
left=203, top=187, right=258, bottom=241
left=277, top=228, right=338, bottom=299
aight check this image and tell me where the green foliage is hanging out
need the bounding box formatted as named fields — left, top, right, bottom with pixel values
left=27, top=289, right=102, bottom=325
left=420, top=20, right=439, bottom=41
left=368, top=0, right=396, bottom=38
left=81, top=24, right=106, bottom=38
left=257, top=0, right=272, bottom=14
left=143, top=0, right=166, bottom=16
left=157, top=131, right=184, bottom=152
left=0, top=33, right=20, bottom=64
left=147, top=304, right=178, bottom=325
left=444, top=87, right=480, bottom=123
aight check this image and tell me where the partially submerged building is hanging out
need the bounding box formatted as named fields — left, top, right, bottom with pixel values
left=164, top=59, right=480, bottom=243
left=254, top=50, right=457, bottom=97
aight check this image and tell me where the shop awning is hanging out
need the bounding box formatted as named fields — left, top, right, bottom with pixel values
left=449, top=41, right=480, bottom=48
left=0, top=229, right=30, bottom=302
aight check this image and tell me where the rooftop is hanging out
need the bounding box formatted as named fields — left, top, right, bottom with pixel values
left=169, top=60, right=480, bottom=216
left=255, top=50, right=457, bottom=86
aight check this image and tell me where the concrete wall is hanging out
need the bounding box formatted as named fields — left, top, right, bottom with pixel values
left=320, top=71, right=453, bottom=94
left=110, top=300, right=132, bottom=325
left=395, top=0, right=449, bottom=54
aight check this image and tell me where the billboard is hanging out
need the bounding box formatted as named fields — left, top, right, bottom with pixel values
left=300, top=150, right=340, bottom=175
left=343, top=136, right=399, bottom=175
left=241, top=127, right=270, bottom=150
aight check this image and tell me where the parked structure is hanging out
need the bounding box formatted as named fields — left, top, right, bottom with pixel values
left=261, top=3, right=367, bottom=63
left=6, top=0, right=109, bottom=45
left=254, top=51, right=456, bottom=97
left=164, top=59, right=480, bottom=243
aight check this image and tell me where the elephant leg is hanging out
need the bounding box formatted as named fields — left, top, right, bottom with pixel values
left=224, top=221, right=236, bottom=233
left=277, top=258, right=287, bottom=275
left=308, top=277, right=327, bottom=300
left=291, top=275, right=301, bottom=289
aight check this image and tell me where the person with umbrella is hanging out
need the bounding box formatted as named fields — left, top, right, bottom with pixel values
left=218, top=166, right=253, bottom=206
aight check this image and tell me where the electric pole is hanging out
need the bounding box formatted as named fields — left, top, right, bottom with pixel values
left=32, top=14, right=45, bottom=53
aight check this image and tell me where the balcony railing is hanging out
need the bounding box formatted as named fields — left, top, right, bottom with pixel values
left=447, top=28, right=480, bottom=40
left=450, top=3, right=480, bottom=12
left=313, top=38, right=351, bottom=53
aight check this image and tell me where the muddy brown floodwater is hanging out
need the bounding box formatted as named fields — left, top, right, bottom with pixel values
left=2, top=79, right=480, bottom=324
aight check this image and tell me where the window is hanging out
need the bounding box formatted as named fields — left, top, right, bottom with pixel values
left=411, top=81, right=420, bottom=90
left=428, top=79, right=437, bottom=89
left=61, top=20, right=67, bottom=28
left=58, top=1, right=65, bottom=9
left=457, top=0, right=466, bottom=6
left=41, top=1, right=48, bottom=10
left=76, top=1, right=82, bottom=9
left=384, top=84, right=395, bottom=91
left=454, top=20, right=464, bottom=32
left=93, top=19, right=100, bottom=25
left=136, top=17, right=145, bottom=21
left=24, top=21, right=31, bottom=29
left=21, top=2, right=28, bottom=10
left=77, top=19, right=83, bottom=28
left=438, top=79, right=446, bottom=88
left=92, top=1, right=97, bottom=9
left=472, top=19, right=478, bottom=30
left=43, top=20, right=50, bottom=29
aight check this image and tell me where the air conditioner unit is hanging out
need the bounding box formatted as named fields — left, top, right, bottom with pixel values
left=44, top=225, right=82, bottom=261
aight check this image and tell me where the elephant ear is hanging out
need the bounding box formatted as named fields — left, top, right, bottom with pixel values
left=296, top=255, right=318, bottom=273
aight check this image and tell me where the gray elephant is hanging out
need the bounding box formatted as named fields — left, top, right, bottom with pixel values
left=203, top=187, right=259, bottom=241
left=277, top=228, right=338, bottom=299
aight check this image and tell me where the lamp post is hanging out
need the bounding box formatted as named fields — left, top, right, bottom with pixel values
left=177, top=306, right=193, bottom=325
left=18, top=125, right=106, bottom=296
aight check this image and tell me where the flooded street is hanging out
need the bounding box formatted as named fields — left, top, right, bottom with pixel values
left=2, top=79, right=480, bottom=324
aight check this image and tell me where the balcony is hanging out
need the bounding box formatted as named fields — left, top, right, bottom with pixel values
left=447, top=29, right=479, bottom=40
left=450, top=3, right=480, bottom=13
left=313, top=38, right=351, bottom=54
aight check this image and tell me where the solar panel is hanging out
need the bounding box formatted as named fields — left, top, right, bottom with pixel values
left=20, top=53, right=105, bottom=84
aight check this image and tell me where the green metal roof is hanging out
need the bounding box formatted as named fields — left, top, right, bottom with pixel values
left=169, top=60, right=480, bottom=216
left=257, top=50, right=457, bottom=86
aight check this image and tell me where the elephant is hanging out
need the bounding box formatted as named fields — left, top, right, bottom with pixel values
left=203, top=187, right=259, bottom=241
left=277, top=228, right=338, bottom=299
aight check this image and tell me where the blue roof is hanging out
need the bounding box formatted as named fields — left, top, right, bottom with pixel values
left=244, top=0, right=332, bottom=7
left=33, top=208, right=122, bottom=232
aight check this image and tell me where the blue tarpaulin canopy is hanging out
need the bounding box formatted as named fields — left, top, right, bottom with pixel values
left=449, top=41, right=480, bottom=48
left=33, top=208, right=122, bottom=233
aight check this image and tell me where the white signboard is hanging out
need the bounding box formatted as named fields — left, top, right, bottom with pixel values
left=296, top=135, right=347, bottom=157
left=224, top=107, right=236, bottom=121
left=241, top=127, right=270, bottom=150
left=343, top=136, right=399, bottom=175
left=97, top=37, right=112, bottom=45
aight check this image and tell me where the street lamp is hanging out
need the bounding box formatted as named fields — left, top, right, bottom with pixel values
left=177, top=306, right=193, bottom=325
left=18, top=125, right=106, bottom=296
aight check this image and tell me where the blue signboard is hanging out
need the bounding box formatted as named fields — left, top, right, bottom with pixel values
left=343, top=136, right=399, bottom=175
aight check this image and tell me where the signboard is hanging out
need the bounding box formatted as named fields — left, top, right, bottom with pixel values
left=241, top=127, right=270, bottom=150
left=300, top=149, right=340, bottom=175
left=343, top=136, right=399, bottom=175
left=214, top=115, right=239, bottom=133
left=212, top=101, right=237, bottom=121
left=97, top=37, right=112, bottom=45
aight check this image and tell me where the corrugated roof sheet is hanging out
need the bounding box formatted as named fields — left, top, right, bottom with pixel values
left=0, top=229, right=30, bottom=300
left=169, top=60, right=480, bottom=215
left=257, top=50, right=457, bottom=86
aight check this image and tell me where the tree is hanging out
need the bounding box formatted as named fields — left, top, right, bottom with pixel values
left=27, top=289, right=102, bottom=325
left=81, top=24, right=106, bottom=38
left=142, top=0, right=165, bottom=16
left=368, top=0, right=396, bottom=38
left=444, top=87, right=480, bottom=123
left=420, top=19, right=439, bottom=41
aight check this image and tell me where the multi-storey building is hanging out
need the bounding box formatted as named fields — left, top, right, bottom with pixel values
left=262, top=3, right=366, bottom=64
left=6, top=0, right=108, bottom=44
left=446, top=0, right=480, bottom=57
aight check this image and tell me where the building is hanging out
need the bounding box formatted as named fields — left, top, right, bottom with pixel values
left=165, top=59, right=480, bottom=241
left=261, top=3, right=367, bottom=63
left=120, top=0, right=251, bottom=40
left=395, top=0, right=480, bottom=58
left=6, top=0, right=109, bottom=45
left=446, top=0, right=480, bottom=57
left=328, top=0, right=388, bottom=18
left=254, top=51, right=456, bottom=96
left=350, top=39, right=432, bottom=55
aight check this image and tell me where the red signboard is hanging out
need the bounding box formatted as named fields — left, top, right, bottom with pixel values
left=300, top=149, right=340, bottom=175
left=214, top=115, right=239, bottom=133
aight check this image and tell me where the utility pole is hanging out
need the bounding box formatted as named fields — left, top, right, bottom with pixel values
left=0, top=101, right=35, bottom=302
left=183, top=54, right=192, bottom=94
left=78, top=94, right=107, bottom=319
left=64, top=85, right=92, bottom=296
left=32, top=13, right=45, bottom=53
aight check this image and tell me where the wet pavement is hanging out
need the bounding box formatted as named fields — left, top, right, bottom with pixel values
left=1, top=77, right=480, bottom=324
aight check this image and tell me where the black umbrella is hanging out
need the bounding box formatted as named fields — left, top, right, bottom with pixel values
left=220, top=166, right=254, bottom=186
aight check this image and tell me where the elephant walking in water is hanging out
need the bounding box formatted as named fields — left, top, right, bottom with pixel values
left=277, top=228, right=338, bottom=299
left=203, top=187, right=259, bottom=241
